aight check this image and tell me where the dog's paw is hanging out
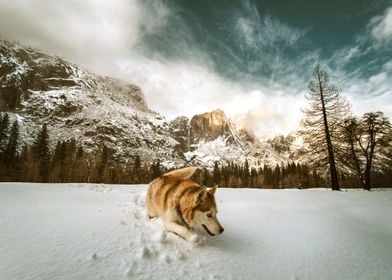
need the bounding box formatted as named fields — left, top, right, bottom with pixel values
left=189, top=234, right=205, bottom=247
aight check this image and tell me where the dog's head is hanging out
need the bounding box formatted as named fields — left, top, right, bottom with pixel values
left=188, top=186, right=224, bottom=236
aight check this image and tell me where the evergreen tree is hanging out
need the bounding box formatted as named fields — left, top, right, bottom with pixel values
left=18, top=145, right=29, bottom=181
left=52, top=141, right=67, bottom=182
left=202, top=168, right=211, bottom=186
left=213, top=162, right=221, bottom=185
left=242, top=159, right=249, bottom=187
left=65, top=139, right=77, bottom=182
left=273, top=164, right=281, bottom=188
left=220, top=166, right=227, bottom=187
left=150, top=159, right=161, bottom=180
left=96, top=144, right=109, bottom=182
left=76, top=146, right=84, bottom=158
left=263, top=164, right=273, bottom=187
left=32, top=124, right=50, bottom=182
left=250, top=168, right=258, bottom=188
left=72, top=146, right=85, bottom=182
left=301, top=66, right=349, bottom=190
left=4, top=120, right=19, bottom=164
left=133, top=155, right=142, bottom=183
left=0, top=113, right=10, bottom=154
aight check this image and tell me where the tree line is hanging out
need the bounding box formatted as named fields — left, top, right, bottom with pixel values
left=1, top=107, right=391, bottom=189
left=0, top=117, right=158, bottom=184
left=0, top=113, right=323, bottom=188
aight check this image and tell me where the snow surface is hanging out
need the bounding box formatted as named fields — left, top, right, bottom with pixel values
left=1, top=183, right=392, bottom=280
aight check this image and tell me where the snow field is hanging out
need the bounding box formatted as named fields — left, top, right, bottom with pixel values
left=0, top=183, right=392, bottom=280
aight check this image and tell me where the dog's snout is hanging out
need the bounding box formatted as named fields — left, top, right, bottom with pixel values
left=219, top=227, right=224, bottom=234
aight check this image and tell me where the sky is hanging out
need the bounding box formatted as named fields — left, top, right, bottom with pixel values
left=0, top=0, right=391, bottom=137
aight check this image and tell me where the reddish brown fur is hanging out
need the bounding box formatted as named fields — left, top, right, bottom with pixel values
left=146, top=166, right=223, bottom=242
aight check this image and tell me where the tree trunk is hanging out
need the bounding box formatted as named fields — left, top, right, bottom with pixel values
left=364, top=162, right=371, bottom=190
left=364, top=135, right=375, bottom=191
left=317, top=70, right=340, bottom=191
left=349, top=132, right=365, bottom=188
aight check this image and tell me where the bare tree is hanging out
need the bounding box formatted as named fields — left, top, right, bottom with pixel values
left=301, top=66, right=349, bottom=191
left=340, top=112, right=392, bottom=190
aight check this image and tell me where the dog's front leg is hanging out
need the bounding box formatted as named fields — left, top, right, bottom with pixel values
left=163, top=222, right=204, bottom=245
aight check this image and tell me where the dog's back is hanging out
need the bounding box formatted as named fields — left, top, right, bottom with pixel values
left=146, top=167, right=200, bottom=219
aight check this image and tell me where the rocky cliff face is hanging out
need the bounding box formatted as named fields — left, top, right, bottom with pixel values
left=169, top=116, right=191, bottom=152
left=0, top=40, right=149, bottom=113
left=170, top=109, right=256, bottom=152
left=167, top=109, right=290, bottom=169
left=190, top=109, right=230, bottom=141
left=0, top=40, right=184, bottom=167
left=1, top=39, right=295, bottom=169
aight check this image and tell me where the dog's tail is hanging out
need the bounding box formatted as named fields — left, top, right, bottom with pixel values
left=163, top=166, right=198, bottom=180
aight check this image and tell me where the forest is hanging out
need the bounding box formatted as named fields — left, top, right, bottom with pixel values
left=0, top=111, right=391, bottom=189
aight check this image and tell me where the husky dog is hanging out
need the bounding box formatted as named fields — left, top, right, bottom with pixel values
left=146, top=167, right=224, bottom=244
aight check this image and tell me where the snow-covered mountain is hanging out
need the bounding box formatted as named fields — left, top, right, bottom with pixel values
left=170, top=110, right=293, bottom=168
left=0, top=39, right=186, bottom=167
left=0, top=40, right=295, bottom=169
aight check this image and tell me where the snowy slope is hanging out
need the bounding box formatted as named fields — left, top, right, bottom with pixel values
left=1, top=183, right=392, bottom=280
left=1, top=39, right=186, bottom=166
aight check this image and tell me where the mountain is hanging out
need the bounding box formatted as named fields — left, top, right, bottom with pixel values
left=0, top=39, right=294, bottom=169
left=0, top=39, right=185, bottom=167
left=169, top=110, right=293, bottom=168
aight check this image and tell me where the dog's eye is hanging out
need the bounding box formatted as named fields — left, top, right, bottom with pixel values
left=206, top=213, right=212, bottom=218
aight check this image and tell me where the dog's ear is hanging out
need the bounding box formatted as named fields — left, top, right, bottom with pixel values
left=194, top=189, right=207, bottom=205
left=208, top=185, right=218, bottom=196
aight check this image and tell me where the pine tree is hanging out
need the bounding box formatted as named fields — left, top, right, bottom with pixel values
left=65, top=139, right=77, bottom=182
left=273, top=164, right=281, bottom=188
left=263, top=164, right=273, bottom=187
left=52, top=141, right=67, bottom=182
left=32, top=124, right=50, bottom=182
left=221, top=166, right=229, bottom=188
left=0, top=113, right=10, bottom=154
left=73, top=146, right=85, bottom=182
left=150, top=159, right=161, bottom=180
left=250, top=168, right=258, bottom=188
left=133, top=155, right=142, bottom=183
left=242, top=159, right=250, bottom=187
left=96, top=144, right=109, bottom=183
left=213, top=162, right=221, bottom=185
left=202, top=168, right=211, bottom=186
left=18, top=145, right=29, bottom=181
left=301, top=66, right=349, bottom=191
left=4, top=120, right=19, bottom=164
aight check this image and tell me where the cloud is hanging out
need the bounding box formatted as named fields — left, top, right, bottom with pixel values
left=369, top=6, right=392, bottom=42
left=225, top=89, right=306, bottom=138
left=0, top=0, right=390, bottom=139
left=325, top=5, right=392, bottom=123
left=0, top=0, right=168, bottom=75
left=236, top=15, right=306, bottom=49
left=118, top=55, right=307, bottom=138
